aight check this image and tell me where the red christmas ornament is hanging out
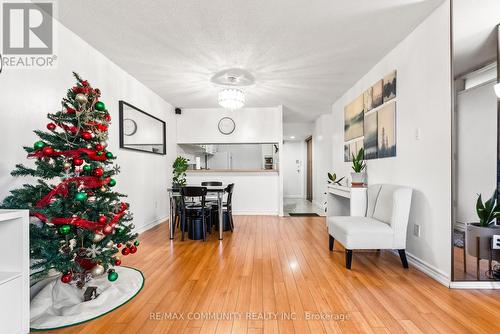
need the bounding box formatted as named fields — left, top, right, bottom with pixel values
left=72, top=86, right=80, bottom=93
left=121, top=247, right=130, bottom=256
left=81, top=80, right=89, bottom=86
left=81, top=87, right=90, bottom=94
left=104, top=114, right=111, bottom=122
left=47, top=123, right=56, bottom=130
left=97, top=124, right=108, bottom=132
left=77, top=258, right=96, bottom=270
left=121, top=202, right=128, bottom=211
left=129, top=245, right=137, bottom=254
left=73, top=158, right=84, bottom=166
left=115, top=259, right=122, bottom=266
left=66, top=107, right=76, bottom=114
left=69, top=126, right=78, bottom=134
left=61, top=272, right=72, bottom=284
left=95, top=143, right=103, bottom=151
left=93, top=167, right=104, bottom=177
left=98, top=215, right=107, bottom=224
left=42, top=146, right=54, bottom=155
left=103, top=225, right=113, bottom=235
left=117, top=243, right=122, bottom=248
left=81, top=132, right=92, bottom=140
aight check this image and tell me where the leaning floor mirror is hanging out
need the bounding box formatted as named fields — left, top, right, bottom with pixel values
left=452, top=0, right=500, bottom=281
left=119, top=101, right=166, bottom=155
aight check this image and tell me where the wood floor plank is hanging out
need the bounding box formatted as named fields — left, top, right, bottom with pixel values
left=41, top=216, right=500, bottom=334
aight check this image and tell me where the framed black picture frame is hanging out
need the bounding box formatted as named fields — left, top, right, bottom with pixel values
left=119, top=100, right=166, bottom=155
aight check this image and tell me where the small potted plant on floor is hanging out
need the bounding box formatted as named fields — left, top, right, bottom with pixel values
left=466, top=191, right=500, bottom=261
left=351, top=148, right=366, bottom=187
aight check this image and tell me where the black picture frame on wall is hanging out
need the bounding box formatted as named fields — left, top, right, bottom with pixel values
left=119, top=100, right=166, bottom=155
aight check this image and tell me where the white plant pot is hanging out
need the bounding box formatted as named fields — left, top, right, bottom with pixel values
left=350, top=172, right=366, bottom=186
left=466, top=224, right=500, bottom=260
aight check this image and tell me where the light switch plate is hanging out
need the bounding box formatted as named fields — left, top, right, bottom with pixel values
left=413, top=224, right=421, bottom=237
left=492, top=235, right=500, bottom=250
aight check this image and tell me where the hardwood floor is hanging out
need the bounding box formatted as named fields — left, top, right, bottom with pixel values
left=44, top=216, right=500, bottom=334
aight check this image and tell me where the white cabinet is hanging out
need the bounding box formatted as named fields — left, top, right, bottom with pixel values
left=0, top=210, right=29, bottom=334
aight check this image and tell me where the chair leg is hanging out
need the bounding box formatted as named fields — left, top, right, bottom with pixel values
left=229, top=210, right=234, bottom=232
left=202, top=214, right=207, bottom=242
left=328, top=235, right=334, bottom=251
left=181, top=216, right=186, bottom=241
left=398, top=249, right=409, bottom=268
left=346, top=250, right=353, bottom=269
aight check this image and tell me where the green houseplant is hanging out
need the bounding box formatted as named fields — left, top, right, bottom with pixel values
left=350, top=148, right=366, bottom=186
left=327, top=172, right=344, bottom=186
left=466, top=191, right=500, bottom=261
left=172, top=156, right=189, bottom=187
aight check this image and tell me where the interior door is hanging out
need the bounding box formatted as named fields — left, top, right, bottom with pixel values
left=306, top=136, right=313, bottom=201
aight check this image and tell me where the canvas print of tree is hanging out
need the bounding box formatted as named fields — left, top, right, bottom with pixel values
left=377, top=102, right=396, bottom=158
left=344, top=94, right=364, bottom=141
left=363, top=87, right=373, bottom=113
left=363, top=111, right=378, bottom=159
left=371, top=80, right=383, bottom=109
left=383, top=70, right=397, bottom=103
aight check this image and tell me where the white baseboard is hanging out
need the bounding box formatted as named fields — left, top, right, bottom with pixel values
left=449, top=281, right=500, bottom=289
left=134, top=215, right=169, bottom=235
left=389, top=250, right=450, bottom=287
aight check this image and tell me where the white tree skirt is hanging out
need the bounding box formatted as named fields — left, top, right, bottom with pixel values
left=30, top=267, right=144, bottom=331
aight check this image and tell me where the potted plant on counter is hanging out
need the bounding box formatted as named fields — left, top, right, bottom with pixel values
left=172, top=156, right=189, bottom=188
left=466, top=191, right=500, bottom=263
left=351, top=148, right=366, bottom=187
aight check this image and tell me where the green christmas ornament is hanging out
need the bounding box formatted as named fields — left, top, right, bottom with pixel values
left=95, top=101, right=106, bottom=111
left=108, top=179, right=117, bottom=187
left=105, top=152, right=113, bottom=159
left=83, top=165, right=92, bottom=172
left=108, top=271, right=118, bottom=282
left=96, top=151, right=103, bottom=156
left=134, top=240, right=140, bottom=247
left=75, top=192, right=88, bottom=201
left=34, top=141, right=46, bottom=150
left=58, top=225, right=71, bottom=235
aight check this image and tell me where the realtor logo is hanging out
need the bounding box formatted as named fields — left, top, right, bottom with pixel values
left=2, top=2, right=53, bottom=54
left=1, top=2, right=56, bottom=69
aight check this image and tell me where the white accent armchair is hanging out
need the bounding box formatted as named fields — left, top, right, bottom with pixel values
left=327, top=184, right=413, bottom=269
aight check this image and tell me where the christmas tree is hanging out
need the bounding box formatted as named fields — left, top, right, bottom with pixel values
left=1, top=73, right=139, bottom=288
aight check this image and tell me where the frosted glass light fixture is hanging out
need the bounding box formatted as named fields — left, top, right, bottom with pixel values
left=495, top=83, right=500, bottom=98
left=218, top=88, right=245, bottom=110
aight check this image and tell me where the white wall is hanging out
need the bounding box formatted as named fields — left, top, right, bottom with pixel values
left=318, top=2, right=452, bottom=278
left=282, top=141, right=306, bottom=198
left=312, top=114, right=334, bottom=210
left=456, top=81, right=497, bottom=225
left=177, top=107, right=283, bottom=144
left=283, top=122, right=314, bottom=141
left=0, top=19, right=176, bottom=233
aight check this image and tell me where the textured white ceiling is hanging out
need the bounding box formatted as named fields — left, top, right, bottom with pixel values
left=453, top=0, right=500, bottom=76
left=56, top=0, right=443, bottom=121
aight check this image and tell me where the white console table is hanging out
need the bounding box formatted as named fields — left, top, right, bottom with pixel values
left=326, top=185, right=367, bottom=217
left=0, top=210, right=29, bottom=334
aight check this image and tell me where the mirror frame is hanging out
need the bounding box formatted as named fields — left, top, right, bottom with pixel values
left=118, top=100, right=166, bottom=155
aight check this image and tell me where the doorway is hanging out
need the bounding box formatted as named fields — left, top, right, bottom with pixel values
left=306, top=136, right=313, bottom=202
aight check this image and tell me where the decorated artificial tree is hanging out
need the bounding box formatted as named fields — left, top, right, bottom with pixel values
left=1, top=73, right=139, bottom=289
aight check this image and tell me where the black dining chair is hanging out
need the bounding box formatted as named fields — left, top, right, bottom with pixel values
left=179, top=186, right=211, bottom=241
left=210, top=183, right=235, bottom=233
left=202, top=181, right=222, bottom=204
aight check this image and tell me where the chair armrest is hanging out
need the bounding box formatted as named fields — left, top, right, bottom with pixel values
left=390, top=187, right=413, bottom=249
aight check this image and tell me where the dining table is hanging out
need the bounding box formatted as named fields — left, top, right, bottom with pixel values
left=167, top=185, right=227, bottom=240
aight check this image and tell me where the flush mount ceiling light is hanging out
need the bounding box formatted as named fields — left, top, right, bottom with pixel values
left=495, top=83, right=500, bottom=98
left=218, top=88, right=245, bottom=110
left=211, top=68, right=255, bottom=110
